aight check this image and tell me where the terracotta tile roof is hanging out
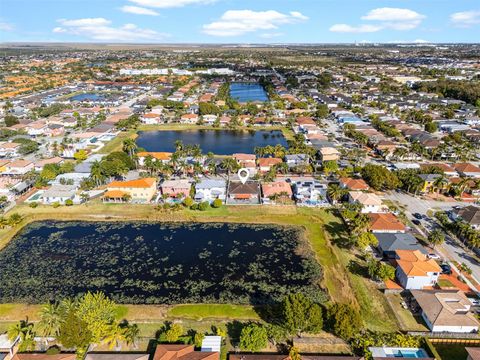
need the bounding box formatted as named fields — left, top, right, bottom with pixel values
left=108, top=178, right=156, bottom=189
left=395, top=250, right=441, bottom=276
left=12, top=355, right=76, bottom=360
left=258, top=158, right=282, bottom=167
left=138, top=151, right=172, bottom=161
left=153, top=345, right=218, bottom=360
left=7, top=160, right=32, bottom=168
left=340, top=177, right=369, bottom=190
left=262, top=181, right=292, bottom=197
left=454, top=163, right=480, bottom=173
left=104, top=190, right=127, bottom=198
left=368, top=213, right=406, bottom=232
left=233, top=153, right=256, bottom=161
left=466, top=347, right=480, bottom=360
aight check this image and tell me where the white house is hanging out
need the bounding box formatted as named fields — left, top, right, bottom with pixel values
left=411, top=290, right=480, bottom=333
left=40, top=184, right=77, bottom=205
left=194, top=179, right=227, bottom=203
left=395, top=250, right=441, bottom=290
left=293, top=179, right=328, bottom=206
left=348, top=191, right=385, bottom=213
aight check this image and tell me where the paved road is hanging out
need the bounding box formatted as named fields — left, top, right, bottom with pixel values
left=384, top=191, right=480, bottom=286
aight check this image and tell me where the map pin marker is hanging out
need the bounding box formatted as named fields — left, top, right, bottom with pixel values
left=238, top=168, right=250, bottom=185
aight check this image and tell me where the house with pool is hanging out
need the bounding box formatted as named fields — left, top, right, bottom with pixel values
left=194, top=178, right=226, bottom=203
left=104, top=177, right=157, bottom=203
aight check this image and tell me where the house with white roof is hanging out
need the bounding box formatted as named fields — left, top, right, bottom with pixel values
left=194, top=179, right=227, bottom=203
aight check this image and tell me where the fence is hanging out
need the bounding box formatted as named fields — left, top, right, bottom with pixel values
left=409, top=331, right=480, bottom=340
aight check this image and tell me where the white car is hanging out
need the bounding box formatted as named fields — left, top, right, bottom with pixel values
left=428, top=253, right=440, bottom=260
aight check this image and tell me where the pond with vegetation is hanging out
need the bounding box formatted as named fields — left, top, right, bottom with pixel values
left=136, top=129, right=288, bottom=155
left=0, top=221, right=324, bottom=304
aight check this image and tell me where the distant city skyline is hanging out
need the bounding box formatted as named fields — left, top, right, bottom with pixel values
left=1, top=0, right=479, bottom=43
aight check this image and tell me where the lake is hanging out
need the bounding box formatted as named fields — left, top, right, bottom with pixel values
left=136, top=130, right=288, bottom=155
left=70, top=93, right=104, bottom=101
left=0, top=221, right=324, bottom=304
left=230, top=83, right=269, bottom=102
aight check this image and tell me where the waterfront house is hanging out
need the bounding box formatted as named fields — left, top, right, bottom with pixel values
left=369, top=347, right=431, bottom=359
left=368, top=213, right=406, bottom=233
left=153, top=344, right=218, bottom=360
left=180, top=113, right=199, bottom=124
left=141, top=112, right=162, bottom=124
left=394, top=250, right=441, bottom=289
left=41, top=184, right=77, bottom=205
left=257, top=158, right=282, bottom=173
left=411, top=290, right=480, bottom=333
left=104, top=177, right=157, bottom=203
left=227, top=181, right=260, bottom=205
left=261, top=181, right=292, bottom=204
left=160, top=179, right=191, bottom=199
left=285, top=154, right=309, bottom=169
left=194, top=178, right=227, bottom=203
left=233, top=153, right=256, bottom=169
left=137, top=152, right=172, bottom=166
left=348, top=191, right=385, bottom=213
left=374, top=232, right=427, bottom=259
left=293, top=180, right=328, bottom=206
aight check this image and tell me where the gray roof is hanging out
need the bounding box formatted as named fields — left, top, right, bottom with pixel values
left=74, top=162, right=93, bottom=173
left=41, top=184, right=77, bottom=198
left=195, top=179, right=226, bottom=189
left=374, top=232, right=427, bottom=253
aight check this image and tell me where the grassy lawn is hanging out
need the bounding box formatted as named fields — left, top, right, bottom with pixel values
left=385, top=294, right=428, bottom=332
left=168, top=304, right=259, bottom=321
left=437, top=278, right=455, bottom=287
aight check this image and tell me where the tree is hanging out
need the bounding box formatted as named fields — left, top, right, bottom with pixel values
left=361, top=164, right=400, bottom=191
left=58, top=310, right=92, bottom=358
left=322, top=160, right=338, bottom=175
left=326, top=303, right=362, bottom=340
left=239, top=323, right=268, bottom=352
left=316, top=104, right=329, bottom=119
left=221, top=157, right=239, bottom=176
left=74, top=149, right=88, bottom=161
left=367, top=259, right=396, bottom=281
left=356, top=233, right=378, bottom=250
left=124, top=323, right=139, bottom=349
left=282, top=293, right=323, bottom=335
left=8, top=319, right=35, bottom=351
left=122, top=139, right=138, bottom=159
left=163, top=323, right=183, bottom=343
left=38, top=302, right=62, bottom=338
left=198, top=201, right=209, bottom=211
left=427, top=229, right=445, bottom=249
left=8, top=213, right=23, bottom=226
left=424, top=121, right=438, bottom=133
left=183, top=197, right=194, bottom=207
left=289, top=346, right=301, bottom=360
left=4, top=114, right=19, bottom=127
left=103, top=324, right=126, bottom=350
left=327, top=183, right=347, bottom=203
left=212, top=198, right=223, bottom=208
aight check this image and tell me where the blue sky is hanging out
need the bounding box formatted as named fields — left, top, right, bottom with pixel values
left=0, top=0, right=479, bottom=43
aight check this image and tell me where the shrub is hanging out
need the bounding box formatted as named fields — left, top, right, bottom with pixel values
left=183, top=197, right=194, bottom=207
left=239, top=323, right=268, bottom=352
left=65, top=199, right=74, bottom=206
left=52, top=202, right=60, bottom=208
left=326, top=303, right=363, bottom=340
left=198, top=201, right=209, bottom=211
left=29, top=202, right=38, bottom=208
left=46, top=346, right=61, bottom=355
left=190, top=203, right=199, bottom=210
left=212, top=198, right=223, bottom=208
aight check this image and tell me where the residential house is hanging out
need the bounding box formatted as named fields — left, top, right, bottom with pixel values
left=451, top=205, right=480, bottom=230
left=160, top=179, right=191, bottom=199
left=319, top=147, right=340, bottom=162
left=34, top=157, right=64, bottom=171
left=153, top=344, right=218, bottom=360
left=257, top=158, right=282, bottom=173
left=339, top=178, right=369, bottom=191
left=293, top=180, right=328, bottom=206
left=374, top=232, right=427, bottom=259
left=418, top=174, right=442, bottom=193
left=3, top=160, right=34, bottom=175
left=141, top=112, right=162, bottom=124
left=411, top=290, right=480, bottom=333
left=41, top=184, right=77, bottom=205
left=226, top=181, right=261, bottom=205
left=285, top=154, right=309, bottom=169
left=194, top=179, right=226, bottom=203
left=454, top=163, right=480, bottom=178
left=261, top=181, right=293, bottom=204
left=348, top=191, right=385, bottom=213
left=180, top=113, right=199, bottom=124
left=233, top=153, right=256, bottom=173
left=104, top=178, right=157, bottom=203
left=0, top=142, right=21, bottom=158
left=85, top=355, right=149, bottom=360
left=467, top=347, right=480, bottom=360
left=137, top=152, right=172, bottom=166
left=394, top=250, right=441, bottom=289
left=368, top=213, right=406, bottom=233
left=26, top=121, right=48, bottom=136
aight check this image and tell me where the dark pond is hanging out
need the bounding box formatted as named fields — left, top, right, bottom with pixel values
left=136, top=129, right=288, bottom=155
left=70, top=93, right=104, bottom=101
left=0, top=221, right=324, bottom=304
left=230, top=83, right=269, bottom=102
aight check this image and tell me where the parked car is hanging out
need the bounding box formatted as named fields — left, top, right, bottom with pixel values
left=412, top=219, right=421, bottom=225
left=440, top=264, right=452, bottom=275
left=413, top=213, right=422, bottom=220
left=428, top=253, right=440, bottom=260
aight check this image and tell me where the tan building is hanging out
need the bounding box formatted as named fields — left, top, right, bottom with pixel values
left=319, top=147, right=340, bottom=162
left=104, top=177, right=157, bottom=203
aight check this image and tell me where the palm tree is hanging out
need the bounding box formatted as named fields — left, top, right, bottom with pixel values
left=90, top=161, right=105, bottom=187
left=327, top=183, right=346, bottom=204
left=38, top=303, right=62, bottom=342
left=122, top=139, right=137, bottom=159
left=221, top=157, right=239, bottom=177
left=103, top=324, right=126, bottom=350
left=8, top=318, right=35, bottom=351
left=124, top=324, right=139, bottom=349
left=432, top=175, right=448, bottom=194
left=393, top=147, right=408, bottom=161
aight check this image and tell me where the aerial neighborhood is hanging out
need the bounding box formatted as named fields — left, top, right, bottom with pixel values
left=0, top=43, right=480, bottom=360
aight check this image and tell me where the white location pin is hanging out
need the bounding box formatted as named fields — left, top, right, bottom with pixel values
left=237, top=168, right=250, bottom=184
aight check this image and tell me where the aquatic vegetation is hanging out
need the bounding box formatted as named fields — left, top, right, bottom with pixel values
left=0, top=221, right=325, bottom=305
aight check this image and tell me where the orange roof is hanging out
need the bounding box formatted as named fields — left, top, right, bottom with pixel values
left=143, top=113, right=160, bottom=118
left=396, top=250, right=442, bottom=276
left=104, top=190, right=127, bottom=198
left=233, top=153, right=256, bottom=161
left=138, top=151, right=172, bottom=161
left=153, top=344, right=218, bottom=360
left=340, top=177, right=369, bottom=190
left=258, top=158, right=282, bottom=167
left=108, top=177, right=156, bottom=189
left=455, top=163, right=480, bottom=173
left=368, top=213, right=406, bottom=232
left=262, top=181, right=292, bottom=197
left=181, top=114, right=198, bottom=119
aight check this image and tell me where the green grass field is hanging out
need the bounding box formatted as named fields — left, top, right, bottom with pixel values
left=168, top=304, right=259, bottom=320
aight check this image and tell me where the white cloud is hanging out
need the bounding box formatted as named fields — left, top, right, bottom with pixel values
left=450, top=10, right=480, bottom=27
left=202, top=10, right=308, bottom=37
left=329, top=24, right=382, bottom=33
left=128, top=0, right=215, bottom=8
left=53, top=18, right=168, bottom=42
left=121, top=5, right=160, bottom=16
left=259, top=32, right=284, bottom=39
left=0, top=22, right=14, bottom=31
left=330, top=7, right=425, bottom=33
